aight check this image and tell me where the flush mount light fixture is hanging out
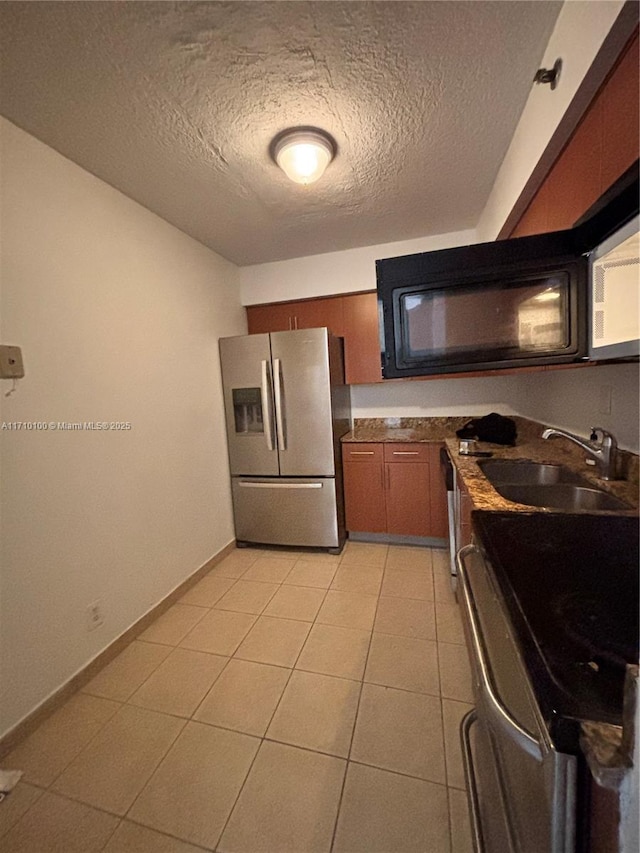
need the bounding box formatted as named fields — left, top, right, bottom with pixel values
left=271, top=128, right=336, bottom=185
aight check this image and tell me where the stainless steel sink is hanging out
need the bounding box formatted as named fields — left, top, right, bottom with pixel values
left=478, top=459, right=589, bottom=487
left=492, top=483, right=630, bottom=512
left=478, top=459, right=630, bottom=511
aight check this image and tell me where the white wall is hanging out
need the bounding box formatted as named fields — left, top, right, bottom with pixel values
left=477, top=0, right=625, bottom=241
left=0, top=118, right=246, bottom=738
left=239, top=229, right=477, bottom=305
left=511, top=363, right=640, bottom=453
left=350, top=374, right=524, bottom=420
left=350, top=363, right=639, bottom=453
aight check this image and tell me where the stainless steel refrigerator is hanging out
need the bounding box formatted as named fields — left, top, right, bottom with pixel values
left=219, top=328, right=351, bottom=552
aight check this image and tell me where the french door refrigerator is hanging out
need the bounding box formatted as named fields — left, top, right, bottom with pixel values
left=219, top=328, right=351, bottom=552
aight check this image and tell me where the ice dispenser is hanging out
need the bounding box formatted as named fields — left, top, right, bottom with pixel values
left=232, top=388, right=264, bottom=434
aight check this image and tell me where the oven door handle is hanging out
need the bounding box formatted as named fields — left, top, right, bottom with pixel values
left=456, top=545, right=544, bottom=762
left=460, top=710, right=486, bottom=853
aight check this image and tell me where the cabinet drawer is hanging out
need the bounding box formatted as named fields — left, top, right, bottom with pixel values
left=342, top=443, right=383, bottom=463
left=384, top=443, right=431, bottom=463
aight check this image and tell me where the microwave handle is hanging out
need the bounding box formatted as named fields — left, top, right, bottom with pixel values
left=456, top=545, right=543, bottom=761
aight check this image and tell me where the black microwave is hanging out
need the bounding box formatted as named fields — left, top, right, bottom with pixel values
left=377, top=163, right=639, bottom=379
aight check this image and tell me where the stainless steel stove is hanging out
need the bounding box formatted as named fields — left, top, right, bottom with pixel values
left=457, top=511, right=639, bottom=852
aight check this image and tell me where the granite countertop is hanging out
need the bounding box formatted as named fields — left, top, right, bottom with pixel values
left=342, top=416, right=471, bottom=443
left=343, top=416, right=639, bottom=512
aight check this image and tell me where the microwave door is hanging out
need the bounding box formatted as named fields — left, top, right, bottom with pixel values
left=270, top=328, right=336, bottom=477
left=219, top=334, right=279, bottom=477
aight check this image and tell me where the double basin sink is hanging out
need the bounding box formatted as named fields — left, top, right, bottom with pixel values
left=478, top=459, right=630, bottom=512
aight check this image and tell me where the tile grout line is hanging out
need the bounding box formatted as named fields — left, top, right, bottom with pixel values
left=0, top=550, right=275, bottom=849
left=107, top=816, right=214, bottom=852
left=124, top=594, right=284, bottom=849
left=7, top=545, right=462, bottom=852
left=432, top=549, right=457, bottom=853
left=47, top=553, right=287, bottom=840
left=212, top=556, right=334, bottom=851
left=97, top=815, right=123, bottom=852
left=328, top=543, right=389, bottom=853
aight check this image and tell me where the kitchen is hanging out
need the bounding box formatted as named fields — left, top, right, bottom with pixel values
left=0, top=2, right=639, bottom=852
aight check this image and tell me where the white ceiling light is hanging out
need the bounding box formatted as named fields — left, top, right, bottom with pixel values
left=272, top=128, right=336, bottom=185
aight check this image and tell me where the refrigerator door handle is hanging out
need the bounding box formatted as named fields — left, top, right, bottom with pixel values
left=273, top=357, right=286, bottom=451
left=237, top=481, right=322, bottom=490
left=260, top=359, right=275, bottom=451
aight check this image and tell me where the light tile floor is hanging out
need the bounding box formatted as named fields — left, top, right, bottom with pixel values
left=1, top=542, right=474, bottom=853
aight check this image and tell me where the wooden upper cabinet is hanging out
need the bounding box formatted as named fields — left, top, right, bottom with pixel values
left=511, top=28, right=639, bottom=238
left=246, top=291, right=382, bottom=385
left=342, top=292, right=383, bottom=385
left=600, top=30, right=639, bottom=191
left=543, top=98, right=603, bottom=233
left=510, top=182, right=551, bottom=239
left=292, top=296, right=344, bottom=337
left=246, top=296, right=343, bottom=337
left=246, top=302, right=293, bottom=333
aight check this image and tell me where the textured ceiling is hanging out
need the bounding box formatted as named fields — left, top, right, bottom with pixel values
left=0, top=1, right=562, bottom=266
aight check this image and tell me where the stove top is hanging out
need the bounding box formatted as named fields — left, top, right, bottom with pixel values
left=472, top=511, right=639, bottom=748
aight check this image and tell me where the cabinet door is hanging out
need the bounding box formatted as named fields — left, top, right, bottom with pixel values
left=428, top=444, right=449, bottom=538
left=543, top=99, right=603, bottom=233
left=599, top=31, right=639, bottom=193
left=342, top=292, right=382, bottom=385
left=343, top=444, right=386, bottom=533
left=247, top=303, right=293, bottom=334
left=247, top=296, right=345, bottom=337
left=385, top=462, right=431, bottom=537
left=292, top=296, right=345, bottom=338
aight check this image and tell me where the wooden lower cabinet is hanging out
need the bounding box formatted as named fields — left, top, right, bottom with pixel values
left=342, top=442, right=447, bottom=538
left=385, top=459, right=431, bottom=536
left=343, top=457, right=387, bottom=533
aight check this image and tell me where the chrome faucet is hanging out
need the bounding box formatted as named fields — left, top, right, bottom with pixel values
left=541, top=426, right=618, bottom=480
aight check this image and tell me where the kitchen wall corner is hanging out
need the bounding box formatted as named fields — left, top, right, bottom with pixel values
left=238, top=228, right=477, bottom=306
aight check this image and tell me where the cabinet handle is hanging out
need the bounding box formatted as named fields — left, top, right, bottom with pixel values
left=288, top=316, right=293, bottom=331
left=294, top=316, right=298, bottom=330
left=392, top=451, right=419, bottom=455
left=350, top=451, right=375, bottom=456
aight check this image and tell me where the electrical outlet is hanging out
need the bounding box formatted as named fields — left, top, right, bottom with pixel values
left=86, top=600, right=105, bottom=631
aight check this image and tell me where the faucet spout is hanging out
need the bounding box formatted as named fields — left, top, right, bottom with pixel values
left=541, top=426, right=618, bottom=480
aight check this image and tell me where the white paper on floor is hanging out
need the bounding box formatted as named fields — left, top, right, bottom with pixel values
left=0, top=768, right=23, bottom=794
